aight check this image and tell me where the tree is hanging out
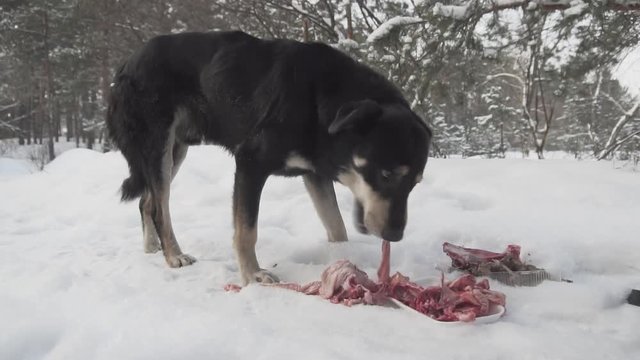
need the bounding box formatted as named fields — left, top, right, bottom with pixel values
left=1, top=0, right=639, bottom=162
left=597, top=95, right=640, bottom=159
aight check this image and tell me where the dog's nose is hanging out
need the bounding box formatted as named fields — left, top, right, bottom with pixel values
left=382, top=228, right=403, bottom=242
left=355, top=222, right=369, bottom=234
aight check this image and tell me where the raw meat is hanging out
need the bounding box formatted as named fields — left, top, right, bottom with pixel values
left=227, top=241, right=507, bottom=322
left=270, top=260, right=387, bottom=306
left=443, top=242, right=539, bottom=275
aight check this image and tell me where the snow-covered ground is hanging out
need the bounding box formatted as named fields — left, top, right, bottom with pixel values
left=1, top=145, right=639, bottom=360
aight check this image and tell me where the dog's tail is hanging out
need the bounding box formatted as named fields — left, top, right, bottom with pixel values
left=106, top=66, right=149, bottom=202
left=119, top=170, right=146, bottom=201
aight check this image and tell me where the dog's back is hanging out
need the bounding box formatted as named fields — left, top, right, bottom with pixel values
left=107, top=31, right=406, bottom=199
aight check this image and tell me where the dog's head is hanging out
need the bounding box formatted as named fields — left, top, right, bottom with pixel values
left=329, top=100, right=431, bottom=241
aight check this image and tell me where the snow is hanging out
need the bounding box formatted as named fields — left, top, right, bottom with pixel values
left=1, top=146, right=640, bottom=359
left=433, top=3, right=470, bottom=20
left=614, top=46, right=640, bottom=96
left=337, top=38, right=359, bottom=50
left=0, top=157, right=37, bottom=176
left=366, top=16, right=422, bottom=43
left=0, top=138, right=104, bottom=160
left=381, top=54, right=396, bottom=62
left=474, top=114, right=494, bottom=125
left=564, top=0, right=588, bottom=17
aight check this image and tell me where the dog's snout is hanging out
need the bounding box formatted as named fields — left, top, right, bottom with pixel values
left=353, top=200, right=369, bottom=234
left=355, top=221, right=369, bottom=234
left=382, top=227, right=403, bottom=242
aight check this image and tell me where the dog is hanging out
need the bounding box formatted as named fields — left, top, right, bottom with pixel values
left=107, top=31, right=431, bottom=285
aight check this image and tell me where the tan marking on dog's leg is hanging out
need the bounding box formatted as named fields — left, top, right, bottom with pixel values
left=153, top=181, right=196, bottom=267
left=233, top=212, right=278, bottom=285
left=303, top=174, right=348, bottom=242
left=232, top=165, right=278, bottom=285
left=140, top=144, right=187, bottom=254
left=152, top=125, right=195, bottom=268
left=140, top=191, right=161, bottom=253
left=233, top=220, right=259, bottom=283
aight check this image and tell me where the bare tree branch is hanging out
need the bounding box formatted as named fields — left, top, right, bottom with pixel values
left=601, top=92, right=632, bottom=115
left=0, top=102, right=19, bottom=113
left=598, top=99, right=640, bottom=159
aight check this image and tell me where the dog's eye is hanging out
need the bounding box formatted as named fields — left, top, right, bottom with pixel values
left=381, top=170, right=392, bottom=180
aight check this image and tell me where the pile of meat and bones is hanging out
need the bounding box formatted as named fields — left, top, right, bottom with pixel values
left=226, top=241, right=507, bottom=323
left=442, top=242, right=540, bottom=275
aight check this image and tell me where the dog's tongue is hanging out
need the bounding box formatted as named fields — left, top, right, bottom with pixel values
left=377, top=240, right=391, bottom=283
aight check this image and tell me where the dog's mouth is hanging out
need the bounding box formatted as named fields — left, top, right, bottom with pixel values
left=381, top=228, right=403, bottom=242
left=357, top=222, right=403, bottom=242
left=354, top=200, right=404, bottom=241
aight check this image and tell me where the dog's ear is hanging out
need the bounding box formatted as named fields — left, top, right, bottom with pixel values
left=328, top=99, right=382, bottom=134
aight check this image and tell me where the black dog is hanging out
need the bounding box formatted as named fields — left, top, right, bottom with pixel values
left=107, top=31, right=431, bottom=285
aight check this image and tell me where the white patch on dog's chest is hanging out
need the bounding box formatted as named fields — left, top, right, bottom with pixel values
left=285, top=152, right=314, bottom=171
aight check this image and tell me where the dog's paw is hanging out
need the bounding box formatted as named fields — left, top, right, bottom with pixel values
left=252, top=269, right=279, bottom=284
left=166, top=253, right=197, bottom=268
left=144, top=240, right=161, bottom=254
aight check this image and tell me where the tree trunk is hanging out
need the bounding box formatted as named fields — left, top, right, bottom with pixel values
left=346, top=1, right=353, bottom=39
left=38, top=80, right=45, bottom=147
left=18, top=103, right=26, bottom=145
left=499, top=122, right=505, bottom=158
left=303, top=18, right=310, bottom=42
left=75, top=94, right=80, bottom=147
left=66, top=112, right=72, bottom=142
left=100, top=2, right=112, bottom=151
left=54, top=99, right=61, bottom=142
left=87, top=131, right=94, bottom=149
left=42, top=10, right=55, bottom=161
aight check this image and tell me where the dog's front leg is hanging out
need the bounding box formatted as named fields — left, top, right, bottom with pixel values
left=233, top=159, right=279, bottom=285
left=303, top=174, right=348, bottom=242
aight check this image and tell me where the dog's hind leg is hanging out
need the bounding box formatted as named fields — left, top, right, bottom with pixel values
left=140, top=191, right=161, bottom=253
left=171, top=143, right=188, bottom=179
left=303, top=174, right=348, bottom=242
left=147, top=128, right=196, bottom=268
left=138, top=143, right=188, bottom=254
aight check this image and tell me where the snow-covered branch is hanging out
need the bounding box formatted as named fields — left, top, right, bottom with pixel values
left=597, top=98, right=640, bottom=159
left=366, top=16, right=423, bottom=43
left=431, top=0, right=640, bottom=21
left=83, top=120, right=105, bottom=132
left=483, top=73, right=537, bottom=132
left=597, top=129, right=640, bottom=159
left=484, top=73, right=525, bottom=88
left=432, top=3, right=470, bottom=20
left=564, top=0, right=588, bottom=17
